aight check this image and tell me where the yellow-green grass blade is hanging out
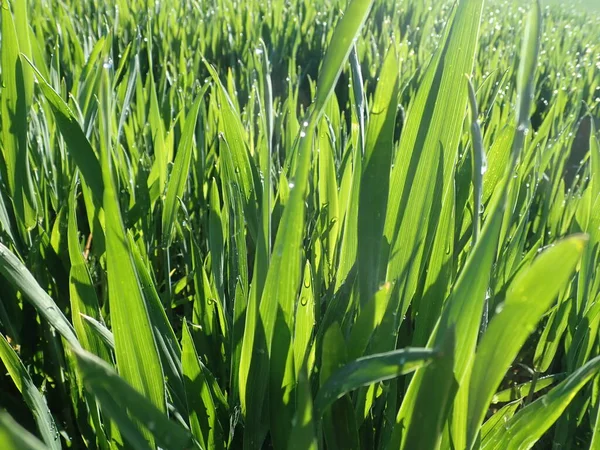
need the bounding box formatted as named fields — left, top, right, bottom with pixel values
left=204, top=61, right=258, bottom=239
left=0, top=242, right=79, bottom=348
left=99, top=73, right=166, bottom=437
left=479, top=401, right=521, bottom=447
left=129, top=233, right=187, bottom=415
left=293, top=261, right=316, bottom=379
left=382, top=0, right=484, bottom=333
left=0, top=412, right=47, bottom=450
left=81, top=314, right=115, bottom=350
left=467, top=235, right=587, bottom=448
left=182, top=321, right=225, bottom=450
left=1, top=1, right=38, bottom=232
left=0, top=334, right=61, bottom=450
left=73, top=347, right=196, bottom=450
left=483, top=354, right=600, bottom=450
left=347, top=282, right=392, bottom=361
left=533, top=298, right=572, bottom=373
left=162, top=89, right=206, bottom=247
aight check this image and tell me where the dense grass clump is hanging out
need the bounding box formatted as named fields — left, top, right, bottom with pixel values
left=0, top=0, right=600, bottom=448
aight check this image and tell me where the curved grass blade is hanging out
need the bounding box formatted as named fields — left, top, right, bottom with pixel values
left=81, top=314, right=115, bottom=350
left=0, top=242, right=79, bottom=348
left=492, top=374, right=564, bottom=404
left=467, top=235, right=587, bottom=448
left=480, top=401, right=521, bottom=446
left=0, top=412, right=47, bottom=450
left=24, top=56, right=104, bottom=209
left=1, top=1, right=37, bottom=232
left=73, top=347, right=197, bottom=450
left=314, top=347, right=437, bottom=418
left=0, top=335, right=61, bottom=450
left=484, top=355, right=600, bottom=450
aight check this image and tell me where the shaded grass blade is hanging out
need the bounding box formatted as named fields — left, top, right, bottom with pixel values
left=0, top=334, right=61, bottom=450
left=73, top=347, right=197, bottom=450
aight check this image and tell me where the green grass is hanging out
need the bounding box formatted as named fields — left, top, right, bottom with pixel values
left=0, top=0, right=599, bottom=448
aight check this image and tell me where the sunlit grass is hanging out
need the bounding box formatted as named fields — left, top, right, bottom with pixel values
left=0, top=0, right=599, bottom=448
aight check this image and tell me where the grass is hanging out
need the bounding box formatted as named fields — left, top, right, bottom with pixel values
left=0, top=0, right=599, bottom=448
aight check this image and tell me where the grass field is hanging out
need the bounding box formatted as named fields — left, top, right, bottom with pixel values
left=0, top=0, right=599, bottom=448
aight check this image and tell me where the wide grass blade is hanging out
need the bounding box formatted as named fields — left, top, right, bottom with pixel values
left=99, top=65, right=166, bottom=434
left=381, top=0, right=485, bottom=338
left=467, top=235, right=587, bottom=448
left=357, top=46, right=400, bottom=303
left=73, top=347, right=196, bottom=450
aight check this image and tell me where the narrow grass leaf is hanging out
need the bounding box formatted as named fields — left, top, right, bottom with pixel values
left=314, top=347, right=436, bottom=418
left=484, top=355, right=600, bottom=450
left=467, top=235, right=587, bottom=448
left=0, top=242, right=79, bottom=347
left=182, top=321, right=224, bottom=450
left=162, top=90, right=205, bottom=246
left=0, top=335, right=61, bottom=450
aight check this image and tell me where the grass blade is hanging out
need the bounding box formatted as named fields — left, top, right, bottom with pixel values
left=467, top=235, right=587, bottom=448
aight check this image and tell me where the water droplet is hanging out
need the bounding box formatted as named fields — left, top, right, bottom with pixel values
left=288, top=182, right=295, bottom=189
left=103, top=58, right=113, bottom=69
left=300, top=297, right=308, bottom=306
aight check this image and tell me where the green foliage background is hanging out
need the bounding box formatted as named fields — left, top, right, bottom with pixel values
left=0, top=0, right=599, bottom=448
